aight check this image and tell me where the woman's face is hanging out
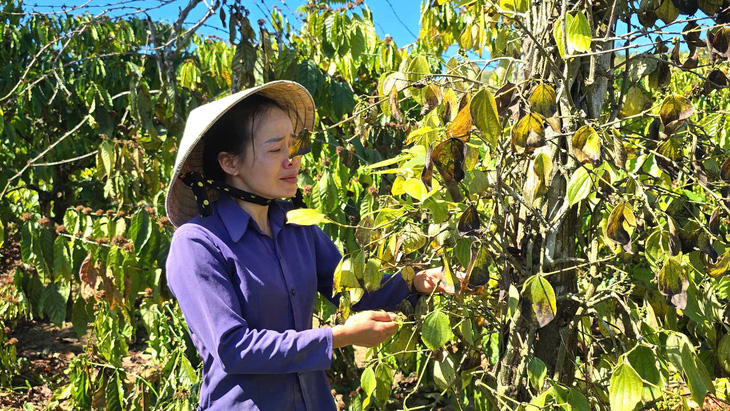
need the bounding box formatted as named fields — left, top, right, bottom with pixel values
left=222, top=106, right=301, bottom=199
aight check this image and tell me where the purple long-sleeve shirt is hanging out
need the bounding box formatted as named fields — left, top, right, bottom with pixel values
left=165, top=192, right=413, bottom=410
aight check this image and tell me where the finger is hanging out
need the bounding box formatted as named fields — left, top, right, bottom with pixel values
left=369, top=311, right=394, bottom=322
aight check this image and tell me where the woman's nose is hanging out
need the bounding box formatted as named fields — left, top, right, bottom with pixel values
left=284, top=155, right=301, bottom=168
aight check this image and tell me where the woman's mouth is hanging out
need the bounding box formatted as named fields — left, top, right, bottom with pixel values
left=280, top=176, right=298, bottom=184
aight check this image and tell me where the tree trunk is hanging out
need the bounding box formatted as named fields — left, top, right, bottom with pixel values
left=496, top=0, right=616, bottom=397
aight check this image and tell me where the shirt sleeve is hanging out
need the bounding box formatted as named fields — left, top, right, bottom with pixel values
left=311, top=225, right=416, bottom=312
left=166, top=224, right=333, bottom=375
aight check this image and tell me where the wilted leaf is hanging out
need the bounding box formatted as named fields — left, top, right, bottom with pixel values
left=704, top=69, right=729, bottom=94
left=656, top=0, right=680, bottom=24
left=609, top=362, right=644, bottom=411
left=289, top=128, right=312, bottom=159
left=533, top=152, right=553, bottom=199
left=432, top=138, right=466, bottom=183
left=673, top=0, right=699, bottom=14
left=657, top=257, right=689, bottom=309
left=422, top=145, right=434, bottom=190
left=721, top=157, right=730, bottom=182
left=606, top=201, right=636, bottom=247
left=512, top=113, right=546, bottom=153
left=572, top=125, right=602, bottom=166
left=421, top=84, right=442, bottom=115
left=709, top=209, right=721, bottom=235
left=495, top=82, right=518, bottom=116
left=465, top=243, right=492, bottom=288
left=613, top=134, right=628, bottom=169
left=457, top=205, right=481, bottom=236
left=697, top=231, right=719, bottom=261
left=523, top=275, right=557, bottom=328
left=708, top=250, right=730, bottom=277
left=400, top=224, right=427, bottom=253
left=470, top=88, right=501, bottom=148
left=660, top=94, right=693, bottom=128
left=529, top=83, right=557, bottom=117
left=620, top=87, right=652, bottom=118
left=447, top=95, right=472, bottom=141
left=389, top=86, right=403, bottom=123
left=657, top=137, right=683, bottom=161
left=708, top=27, right=730, bottom=61
left=381, top=71, right=408, bottom=95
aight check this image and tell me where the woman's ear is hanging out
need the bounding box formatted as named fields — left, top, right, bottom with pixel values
left=218, top=152, right=240, bottom=177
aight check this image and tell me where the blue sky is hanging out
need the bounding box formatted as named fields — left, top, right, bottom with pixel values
left=27, top=0, right=425, bottom=49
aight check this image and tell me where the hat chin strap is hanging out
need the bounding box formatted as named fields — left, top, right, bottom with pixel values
left=180, top=171, right=305, bottom=218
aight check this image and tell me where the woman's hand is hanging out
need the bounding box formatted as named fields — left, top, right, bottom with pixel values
left=413, top=266, right=465, bottom=294
left=332, top=311, right=398, bottom=348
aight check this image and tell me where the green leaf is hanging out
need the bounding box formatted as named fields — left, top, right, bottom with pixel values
left=567, top=11, right=591, bottom=53
left=499, top=0, right=530, bottom=13
left=331, top=81, right=355, bottom=120
left=298, top=59, right=323, bottom=97
left=333, top=258, right=360, bottom=291
left=53, top=236, right=71, bottom=281
left=433, top=355, right=456, bottom=391
left=105, top=371, right=124, bottom=411
left=553, top=17, right=567, bottom=58
left=522, top=275, right=556, bottom=328
left=129, top=209, right=151, bottom=254
left=0, top=219, right=4, bottom=249
left=627, top=345, right=663, bottom=400
left=528, top=357, right=547, bottom=390
left=421, top=310, right=453, bottom=350
left=71, top=294, right=92, bottom=338
left=609, top=362, right=643, bottom=411
left=656, top=257, right=688, bottom=309
left=286, top=208, right=331, bottom=226
left=567, top=166, right=592, bottom=206
left=666, top=333, right=715, bottom=405
left=470, top=87, right=501, bottom=149
left=361, top=366, right=376, bottom=396
left=363, top=259, right=383, bottom=292
left=403, top=178, right=429, bottom=202
left=43, top=282, right=69, bottom=327
left=567, top=389, right=591, bottom=411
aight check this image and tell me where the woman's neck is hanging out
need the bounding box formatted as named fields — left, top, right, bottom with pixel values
left=234, top=198, right=271, bottom=237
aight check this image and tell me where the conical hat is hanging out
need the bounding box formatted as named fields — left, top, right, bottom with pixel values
left=165, top=80, right=315, bottom=228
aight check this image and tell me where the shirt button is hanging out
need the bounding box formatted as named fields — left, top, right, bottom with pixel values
left=291, top=288, right=296, bottom=296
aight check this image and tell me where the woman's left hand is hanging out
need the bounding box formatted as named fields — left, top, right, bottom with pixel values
left=413, top=267, right=465, bottom=294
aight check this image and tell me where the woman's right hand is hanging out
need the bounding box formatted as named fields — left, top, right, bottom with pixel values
left=331, top=310, right=398, bottom=348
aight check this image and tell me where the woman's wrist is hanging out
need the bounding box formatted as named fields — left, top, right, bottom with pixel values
left=331, top=324, right=350, bottom=349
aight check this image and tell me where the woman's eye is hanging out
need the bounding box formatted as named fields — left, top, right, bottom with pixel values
left=270, top=148, right=281, bottom=153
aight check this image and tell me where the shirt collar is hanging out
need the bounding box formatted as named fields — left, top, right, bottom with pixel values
left=216, top=192, right=287, bottom=243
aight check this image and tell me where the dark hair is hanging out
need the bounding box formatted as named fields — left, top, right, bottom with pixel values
left=202, top=94, right=284, bottom=182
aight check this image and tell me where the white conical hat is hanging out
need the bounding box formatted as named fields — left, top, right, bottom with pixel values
left=165, top=80, right=315, bottom=228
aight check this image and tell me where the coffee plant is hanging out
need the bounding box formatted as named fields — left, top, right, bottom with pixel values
left=3, top=0, right=730, bottom=409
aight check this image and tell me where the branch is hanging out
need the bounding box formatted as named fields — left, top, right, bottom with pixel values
left=1, top=115, right=91, bottom=199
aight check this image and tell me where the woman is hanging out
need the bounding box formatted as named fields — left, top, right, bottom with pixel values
left=165, top=81, right=450, bottom=410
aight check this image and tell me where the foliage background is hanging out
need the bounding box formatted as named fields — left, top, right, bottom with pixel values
left=3, top=0, right=730, bottom=409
